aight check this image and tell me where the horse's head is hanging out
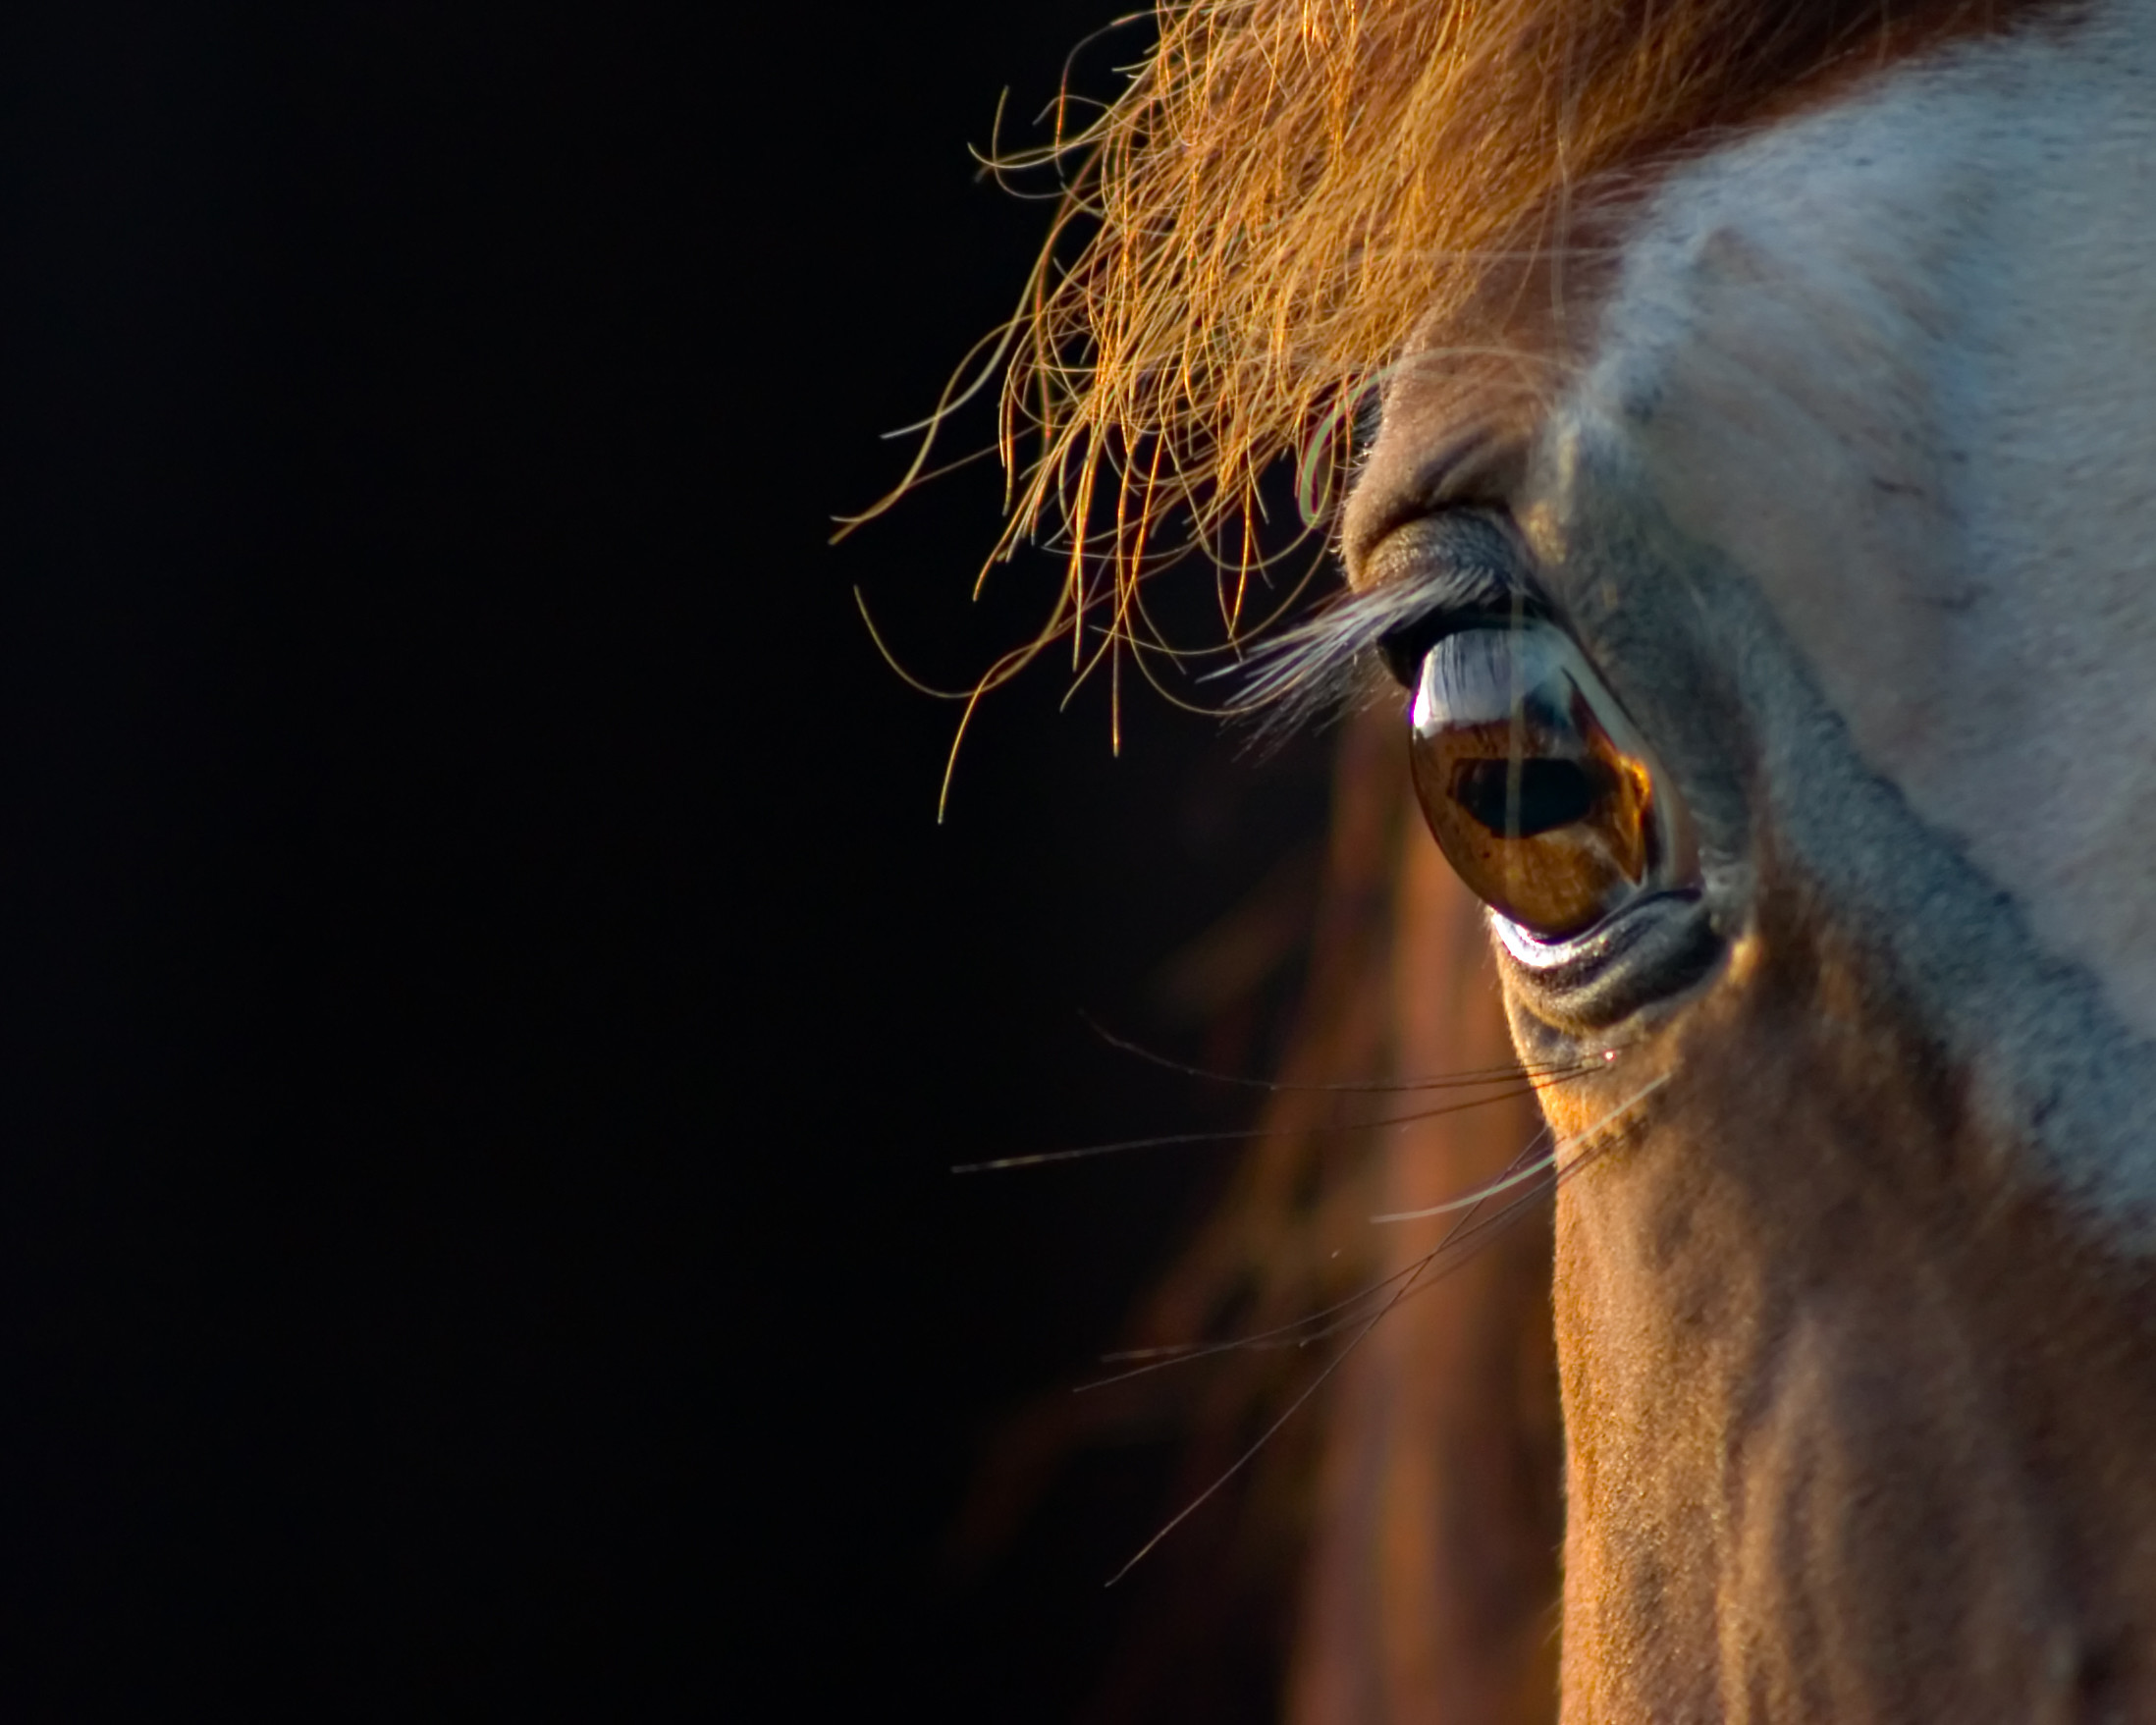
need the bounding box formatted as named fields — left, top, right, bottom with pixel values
left=1333, top=12, right=2156, bottom=1713
left=964, top=0, right=2156, bottom=1713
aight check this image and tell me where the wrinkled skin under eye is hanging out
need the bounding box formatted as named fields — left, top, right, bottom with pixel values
left=1408, top=622, right=1684, bottom=941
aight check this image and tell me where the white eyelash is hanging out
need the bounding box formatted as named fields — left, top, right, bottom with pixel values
left=1225, top=579, right=1449, bottom=738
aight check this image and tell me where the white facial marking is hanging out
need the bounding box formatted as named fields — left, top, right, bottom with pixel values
left=1575, top=1, right=2156, bottom=1043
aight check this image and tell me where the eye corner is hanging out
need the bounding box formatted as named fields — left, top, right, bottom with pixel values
left=1376, top=620, right=1438, bottom=691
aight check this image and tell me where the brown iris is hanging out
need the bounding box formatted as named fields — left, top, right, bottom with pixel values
left=1408, top=622, right=1679, bottom=941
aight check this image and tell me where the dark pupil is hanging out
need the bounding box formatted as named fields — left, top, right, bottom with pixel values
left=1450, top=758, right=1599, bottom=837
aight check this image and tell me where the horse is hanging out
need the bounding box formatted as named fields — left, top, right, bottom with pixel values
left=918, top=0, right=2156, bottom=1715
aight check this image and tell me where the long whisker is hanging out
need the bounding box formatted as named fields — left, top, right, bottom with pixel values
left=1297, top=1074, right=1670, bottom=1340
left=1098, top=1162, right=1506, bottom=1587
left=1081, top=1011, right=1608, bottom=1095
left=1101, top=1309, right=1374, bottom=1587
left=1101, top=1067, right=1673, bottom=1584
left=1385, top=1094, right=1646, bottom=1298
left=1193, top=1139, right=1567, bottom=1366
left=950, top=1067, right=1594, bottom=1173
left=1370, top=1074, right=1671, bottom=1221
left=1081, top=1067, right=1658, bottom=1374
left=1083, top=1114, right=1567, bottom=1381
left=1085, top=1255, right=1440, bottom=1380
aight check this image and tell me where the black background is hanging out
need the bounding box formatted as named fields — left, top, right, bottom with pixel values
left=0, top=5, right=1333, bottom=1717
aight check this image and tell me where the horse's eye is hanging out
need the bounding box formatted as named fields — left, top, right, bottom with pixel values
left=1407, top=621, right=1692, bottom=941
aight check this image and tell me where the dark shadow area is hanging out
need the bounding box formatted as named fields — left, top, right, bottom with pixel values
left=0, top=4, right=1336, bottom=1716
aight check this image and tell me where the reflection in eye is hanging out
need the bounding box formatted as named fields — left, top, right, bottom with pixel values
left=1407, top=621, right=1689, bottom=941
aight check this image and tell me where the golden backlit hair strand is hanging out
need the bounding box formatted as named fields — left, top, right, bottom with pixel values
left=848, top=0, right=2022, bottom=782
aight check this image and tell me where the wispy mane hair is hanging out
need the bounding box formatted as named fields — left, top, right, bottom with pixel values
left=944, top=0, right=2029, bottom=692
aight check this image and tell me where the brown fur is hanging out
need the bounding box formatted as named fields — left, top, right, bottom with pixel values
left=1538, top=874, right=2156, bottom=1720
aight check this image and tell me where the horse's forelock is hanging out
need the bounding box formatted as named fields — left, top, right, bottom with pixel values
left=992, top=0, right=2047, bottom=662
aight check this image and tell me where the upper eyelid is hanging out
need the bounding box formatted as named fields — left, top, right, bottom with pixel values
left=1367, top=514, right=1543, bottom=680
left=1340, top=427, right=1532, bottom=577
left=1363, top=511, right=1531, bottom=603
left=1235, top=511, right=1541, bottom=723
